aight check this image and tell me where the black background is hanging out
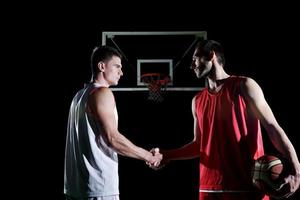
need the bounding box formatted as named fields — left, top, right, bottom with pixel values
left=7, top=2, right=300, bottom=200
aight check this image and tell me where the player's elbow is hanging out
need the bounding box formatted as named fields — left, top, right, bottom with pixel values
left=105, top=131, right=120, bottom=148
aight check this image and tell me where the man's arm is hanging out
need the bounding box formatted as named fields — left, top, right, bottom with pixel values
left=88, top=87, right=161, bottom=165
left=241, top=77, right=300, bottom=194
left=161, top=96, right=200, bottom=162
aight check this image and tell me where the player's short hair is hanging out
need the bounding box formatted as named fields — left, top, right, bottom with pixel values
left=195, top=39, right=225, bottom=66
left=90, top=46, right=122, bottom=77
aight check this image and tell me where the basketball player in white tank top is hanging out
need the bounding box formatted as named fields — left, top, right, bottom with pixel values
left=64, top=46, right=162, bottom=200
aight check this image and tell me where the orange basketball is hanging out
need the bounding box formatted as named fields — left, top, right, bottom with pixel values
left=251, top=155, right=284, bottom=196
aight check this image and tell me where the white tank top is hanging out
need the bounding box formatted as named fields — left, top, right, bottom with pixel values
left=64, top=83, right=119, bottom=198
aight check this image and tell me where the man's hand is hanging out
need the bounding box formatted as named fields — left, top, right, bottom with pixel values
left=147, top=148, right=167, bottom=170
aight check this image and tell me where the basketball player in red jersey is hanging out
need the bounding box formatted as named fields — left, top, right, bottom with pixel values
left=151, top=40, right=300, bottom=199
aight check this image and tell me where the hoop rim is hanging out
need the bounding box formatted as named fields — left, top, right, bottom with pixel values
left=141, top=73, right=162, bottom=79
left=141, top=73, right=170, bottom=85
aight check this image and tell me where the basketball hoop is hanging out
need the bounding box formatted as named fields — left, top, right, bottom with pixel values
left=141, top=73, right=171, bottom=103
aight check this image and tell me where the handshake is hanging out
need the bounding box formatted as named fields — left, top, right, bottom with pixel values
left=146, top=148, right=168, bottom=170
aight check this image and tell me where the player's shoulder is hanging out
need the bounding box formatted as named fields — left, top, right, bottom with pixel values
left=239, top=76, right=263, bottom=98
left=94, top=86, right=112, bottom=93
left=231, top=75, right=252, bottom=82
left=91, top=86, right=114, bottom=100
left=240, top=76, right=260, bottom=88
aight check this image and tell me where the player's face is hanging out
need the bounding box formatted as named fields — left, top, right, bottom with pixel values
left=190, top=49, right=212, bottom=79
left=103, top=56, right=123, bottom=86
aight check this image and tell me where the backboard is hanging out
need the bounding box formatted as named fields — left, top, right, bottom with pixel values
left=102, top=31, right=207, bottom=91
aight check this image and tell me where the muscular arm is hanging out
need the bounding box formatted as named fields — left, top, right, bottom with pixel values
left=88, top=87, right=160, bottom=164
left=162, top=96, right=200, bottom=161
left=241, top=77, right=300, bottom=196
left=241, top=77, right=300, bottom=172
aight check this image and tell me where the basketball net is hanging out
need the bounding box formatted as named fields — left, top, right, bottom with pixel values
left=148, top=80, right=165, bottom=103
left=141, top=73, right=170, bottom=103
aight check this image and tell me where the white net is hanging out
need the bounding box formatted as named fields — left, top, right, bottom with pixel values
left=148, top=81, right=164, bottom=102
left=141, top=73, right=169, bottom=103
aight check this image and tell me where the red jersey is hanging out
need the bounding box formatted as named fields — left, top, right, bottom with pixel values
left=195, top=76, right=265, bottom=192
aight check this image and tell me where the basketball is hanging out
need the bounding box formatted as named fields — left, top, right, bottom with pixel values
left=251, top=155, right=285, bottom=196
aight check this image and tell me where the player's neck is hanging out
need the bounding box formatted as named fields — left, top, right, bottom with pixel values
left=206, top=69, right=230, bottom=92
left=93, top=78, right=109, bottom=88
